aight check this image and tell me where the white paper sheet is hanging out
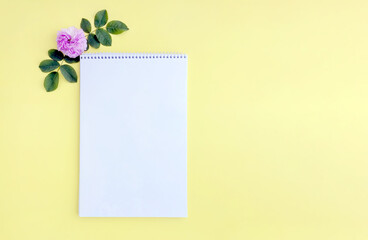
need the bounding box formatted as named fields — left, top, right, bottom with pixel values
left=79, top=53, right=187, bottom=217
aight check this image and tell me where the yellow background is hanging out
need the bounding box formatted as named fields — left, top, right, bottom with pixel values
left=1, top=0, right=368, bottom=239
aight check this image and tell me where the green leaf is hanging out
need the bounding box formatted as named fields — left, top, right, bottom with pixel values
left=86, top=42, right=89, bottom=51
left=48, top=49, right=64, bottom=61
left=39, top=60, right=60, bottom=72
left=94, top=9, right=108, bottom=28
left=44, top=72, right=59, bottom=92
left=88, top=33, right=100, bottom=49
left=80, top=18, right=91, bottom=33
left=96, top=29, right=112, bottom=46
left=60, top=65, right=78, bottom=83
left=106, top=21, right=129, bottom=34
left=64, top=56, right=80, bottom=63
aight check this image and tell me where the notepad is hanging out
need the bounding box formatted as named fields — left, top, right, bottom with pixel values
left=79, top=53, right=187, bottom=217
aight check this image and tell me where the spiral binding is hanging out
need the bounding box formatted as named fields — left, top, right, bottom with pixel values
left=80, top=52, right=187, bottom=60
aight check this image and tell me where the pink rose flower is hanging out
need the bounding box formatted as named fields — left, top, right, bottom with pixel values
left=56, top=27, right=87, bottom=58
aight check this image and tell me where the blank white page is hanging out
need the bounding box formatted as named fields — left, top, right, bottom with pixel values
left=79, top=53, right=187, bottom=217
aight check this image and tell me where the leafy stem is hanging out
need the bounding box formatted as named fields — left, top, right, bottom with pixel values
left=56, top=60, right=64, bottom=72
left=40, top=9, right=129, bottom=92
left=85, top=29, right=97, bottom=38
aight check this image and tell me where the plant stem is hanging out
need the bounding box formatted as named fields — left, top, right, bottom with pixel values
left=57, top=60, right=64, bottom=72
left=85, top=28, right=97, bottom=37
